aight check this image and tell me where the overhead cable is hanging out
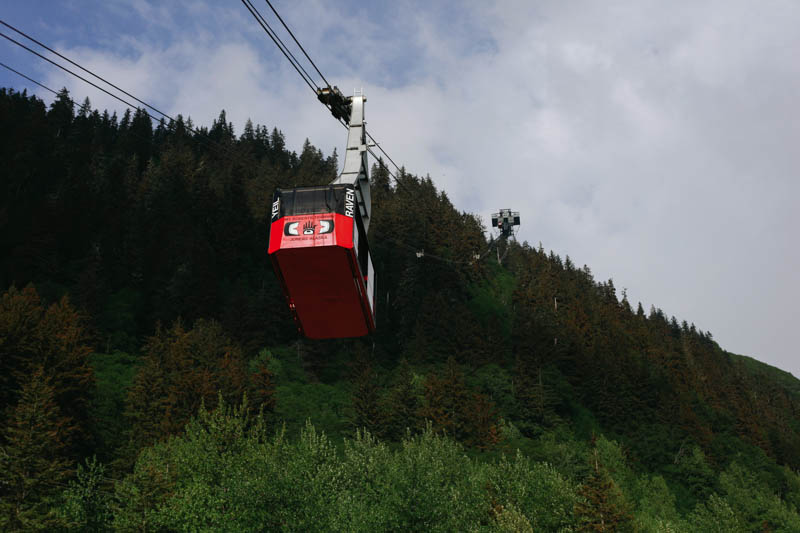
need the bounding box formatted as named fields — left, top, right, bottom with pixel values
left=0, top=62, right=172, bottom=150
left=366, top=130, right=404, bottom=177
left=0, top=27, right=238, bottom=159
left=240, top=0, right=317, bottom=94
left=242, top=1, right=407, bottom=184
left=0, top=60, right=58, bottom=95
left=241, top=0, right=349, bottom=122
left=1, top=19, right=173, bottom=122
left=1, top=31, right=152, bottom=116
left=366, top=146, right=399, bottom=183
left=263, top=0, right=331, bottom=89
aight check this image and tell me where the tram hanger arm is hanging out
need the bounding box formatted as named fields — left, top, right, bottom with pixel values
left=320, top=87, right=372, bottom=233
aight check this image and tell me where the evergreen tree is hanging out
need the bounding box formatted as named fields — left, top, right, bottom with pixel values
left=0, top=286, right=94, bottom=457
left=514, top=356, right=560, bottom=432
left=385, top=358, right=420, bottom=440
left=48, top=88, right=74, bottom=138
left=0, top=368, right=73, bottom=531
left=575, top=448, right=634, bottom=532
left=350, top=348, right=386, bottom=436
left=249, top=361, right=277, bottom=415
left=465, top=392, right=501, bottom=450
left=123, top=319, right=247, bottom=459
left=418, top=356, right=471, bottom=439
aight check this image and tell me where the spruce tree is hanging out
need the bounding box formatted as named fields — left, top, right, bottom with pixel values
left=123, top=319, right=247, bottom=460
left=0, top=286, right=94, bottom=457
left=575, top=448, right=634, bottom=532
left=350, top=348, right=385, bottom=436
left=0, top=368, right=73, bottom=531
left=418, top=357, right=471, bottom=439
left=249, top=361, right=277, bottom=414
left=465, top=392, right=501, bottom=450
left=385, top=358, right=420, bottom=440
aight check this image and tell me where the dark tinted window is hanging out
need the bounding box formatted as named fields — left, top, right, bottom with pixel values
left=278, top=185, right=353, bottom=217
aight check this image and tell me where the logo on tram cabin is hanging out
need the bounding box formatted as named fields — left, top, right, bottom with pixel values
left=344, top=189, right=355, bottom=218
left=284, top=219, right=335, bottom=236
left=284, top=222, right=300, bottom=236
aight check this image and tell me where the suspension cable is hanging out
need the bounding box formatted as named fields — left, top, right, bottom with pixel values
left=366, top=146, right=399, bottom=183
left=366, top=130, right=404, bottom=177
left=240, top=0, right=317, bottom=94
left=263, top=0, right=331, bottom=89
left=1, top=19, right=174, bottom=122
left=242, top=1, right=409, bottom=185
left=1, top=32, right=150, bottom=115
left=0, top=30, right=238, bottom=159
left=0, top=62, right=178, bottom=151
left=0, top=60, right=58, bottom=96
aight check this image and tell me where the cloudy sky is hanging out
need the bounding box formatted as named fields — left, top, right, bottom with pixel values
left=2, top=1, right=798, bottom=378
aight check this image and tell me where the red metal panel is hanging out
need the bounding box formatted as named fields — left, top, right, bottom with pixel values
left=269, top=213, right=373, bottom=339
left=268, top=213, right=353, bottom=254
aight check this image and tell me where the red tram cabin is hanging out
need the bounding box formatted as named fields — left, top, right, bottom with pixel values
left=268, top=184, right=376, bottom=338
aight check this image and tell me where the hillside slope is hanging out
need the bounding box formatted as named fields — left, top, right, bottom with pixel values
left=2, top=87, right=799, bottom=530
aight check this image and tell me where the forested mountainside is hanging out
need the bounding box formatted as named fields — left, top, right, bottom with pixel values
left=1, top=87, right=799, bottom=531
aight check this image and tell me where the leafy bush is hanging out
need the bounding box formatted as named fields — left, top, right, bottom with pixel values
left=113, top=398, right=585, bottom=531
left=485, top=452, right=578, bottom=531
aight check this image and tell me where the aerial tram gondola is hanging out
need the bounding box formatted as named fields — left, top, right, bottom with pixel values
left=268, top=88, right=376, bottom=339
